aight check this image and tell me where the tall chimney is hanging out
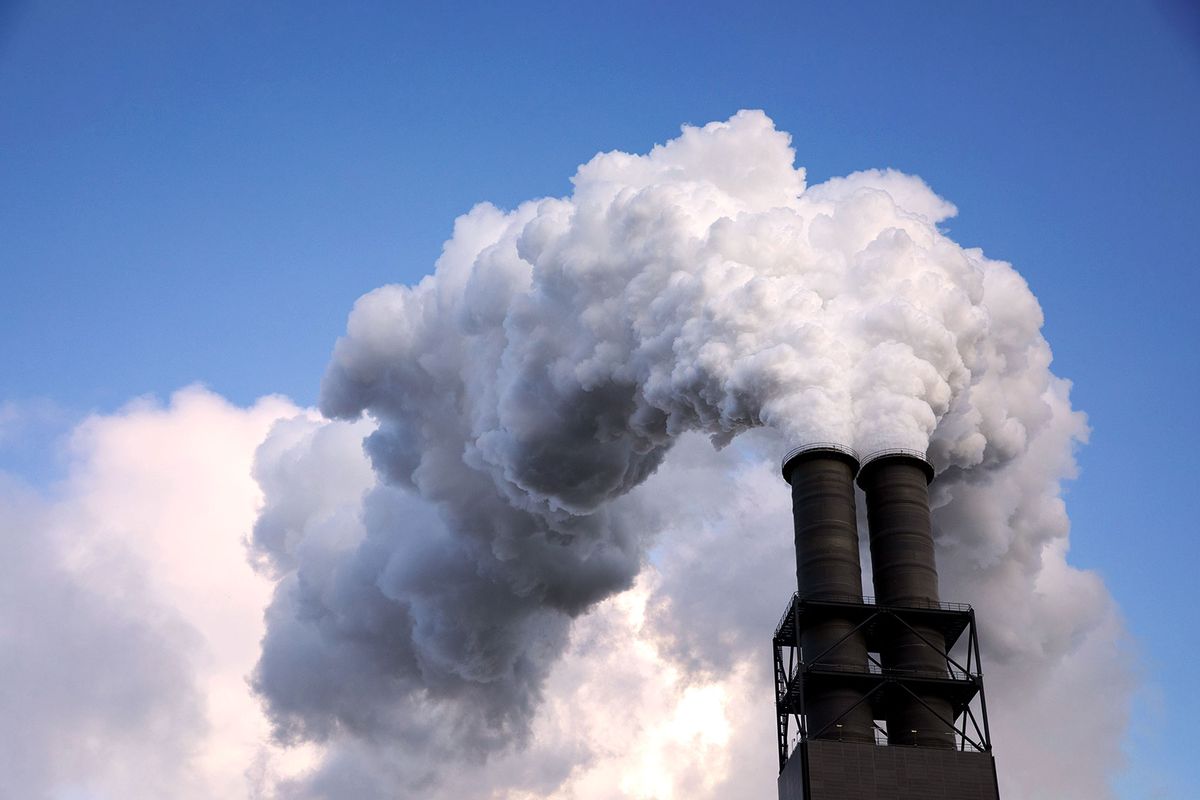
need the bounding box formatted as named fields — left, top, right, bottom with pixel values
left=781, top=444, right=873, bottom=743
left=773, top=446, right=1000, bottom=799
left=856, top=449, right=955, bottom=749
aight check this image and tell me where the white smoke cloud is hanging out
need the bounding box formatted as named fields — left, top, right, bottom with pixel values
left=248, top=110, right=1133, bottom=797
left=0, top=387, right=316, bottom=799
left=0, top=389, right=763, bottom=799
left=0, top=111, right=1132, bottom=799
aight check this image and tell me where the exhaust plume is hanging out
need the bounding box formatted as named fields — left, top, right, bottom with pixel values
left=251, top=110, right=1127, bottom=796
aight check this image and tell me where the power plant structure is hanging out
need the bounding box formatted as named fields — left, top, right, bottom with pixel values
left=773, top=444, right=1000, bottom=799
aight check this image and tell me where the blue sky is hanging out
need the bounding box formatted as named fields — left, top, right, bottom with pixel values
left=2, top=1, right=1198, bottom=796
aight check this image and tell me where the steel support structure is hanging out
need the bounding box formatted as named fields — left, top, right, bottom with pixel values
left=773, top=593, right=995, bottom=771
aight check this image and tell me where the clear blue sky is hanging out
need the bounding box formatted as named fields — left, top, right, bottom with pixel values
left=2, top=1, right=1197, bottom=795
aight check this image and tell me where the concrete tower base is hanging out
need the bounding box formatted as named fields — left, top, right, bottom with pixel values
left=778, top=740, right=1000, bottom=800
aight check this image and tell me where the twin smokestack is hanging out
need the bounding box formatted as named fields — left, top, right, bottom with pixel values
left=774, top=444, right=1000, bottom=798
left=782, top=443, right=953, bottom=748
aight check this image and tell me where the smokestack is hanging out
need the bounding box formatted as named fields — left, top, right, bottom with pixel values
left=857, top=449, right=954, bottom=749
left=775, top=444, right=1000, bottom=799
left=780, top=444, right=873, bottom=744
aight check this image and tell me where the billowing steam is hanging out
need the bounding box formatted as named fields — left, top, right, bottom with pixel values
left=250, top=111, right=1128, bottom=797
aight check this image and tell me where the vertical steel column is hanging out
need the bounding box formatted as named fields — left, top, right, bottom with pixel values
left=782, top=444, right=873, bottom=744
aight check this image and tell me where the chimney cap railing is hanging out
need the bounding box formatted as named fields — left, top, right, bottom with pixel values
left=857, top=447, right=935, bottom=483
left=780, top=442, right=861, bottom=480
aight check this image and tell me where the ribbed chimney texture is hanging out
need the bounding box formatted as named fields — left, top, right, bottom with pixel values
left=782, top=444, right=873, bottom=743
left=857, top=451, right=955, bottom=748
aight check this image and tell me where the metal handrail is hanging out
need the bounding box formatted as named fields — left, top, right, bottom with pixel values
left=775, top=592, right=972, bottom=639
left=803, top=661, right=979, bottom=682
left=780, top=442, right=860, bottom=474
left=775, top=597, right=795, bottom=634
left=858, top=447, right=935, bottom=481
left=859, top=447, right=930, bottom=464
left=798, top=591, right=972, bottom=611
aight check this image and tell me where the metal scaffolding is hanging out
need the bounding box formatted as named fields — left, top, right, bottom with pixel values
left=772, top=592, right=994, bottom=772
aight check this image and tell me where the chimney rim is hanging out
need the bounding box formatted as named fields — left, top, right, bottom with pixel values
left=781, top=442, right=861, bottom=484
left=856, top=448, right=936, bottom=486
